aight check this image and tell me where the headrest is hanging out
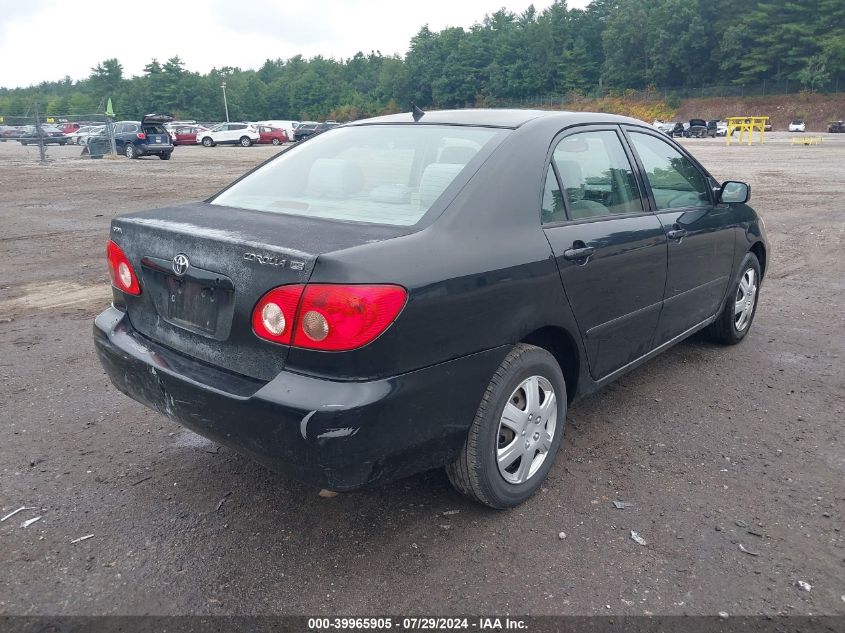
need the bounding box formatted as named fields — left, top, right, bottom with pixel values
left=307, top=158, right=363, bottom=196
left=438, top=145, right=477, bottom=164
left=419, top=163, right=464, bottom=209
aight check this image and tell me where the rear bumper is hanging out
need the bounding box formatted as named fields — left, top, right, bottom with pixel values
left=137, top=143, right=173, bottom=154
left=94, top=306, right=507, bottom=490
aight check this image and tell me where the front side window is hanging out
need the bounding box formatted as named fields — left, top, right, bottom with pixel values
left=551, top=130, right=642, bottom=220
left=628, top=132, right=710, bottom=210
left=212, top=124, right=505, bottom=226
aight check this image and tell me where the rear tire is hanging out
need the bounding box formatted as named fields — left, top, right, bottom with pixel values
left=159, top=152, right=172, bottom=160
left=707, top=252, right=761, bottom=345
left=446, top=343, right=566, bottom=509
left=124, top=144, right=137, bottom=159
left=272, top=138, right=281, bottom=145
left=201, top=137, right=214, bottom=147
left=239, top=136, right=252, bottom=147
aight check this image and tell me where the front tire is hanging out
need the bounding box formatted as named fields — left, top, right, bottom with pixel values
left=201, top=137, right=214, bottom=147
left=707, top=252, right=761, bottom=345
left=239, top=136, right=252, bottom=147
left=446, top=343, right=566, bottom=509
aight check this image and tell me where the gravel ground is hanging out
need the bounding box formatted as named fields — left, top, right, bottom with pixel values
left=0, top=133, right=843, bottom=616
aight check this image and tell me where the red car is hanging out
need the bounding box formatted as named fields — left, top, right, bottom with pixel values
left=171, top=125, right=208, bottom=146
left=256, top=125, right=289, bottom=145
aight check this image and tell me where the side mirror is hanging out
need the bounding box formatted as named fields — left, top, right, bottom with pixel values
left=718, top=181, right=750, bottom=204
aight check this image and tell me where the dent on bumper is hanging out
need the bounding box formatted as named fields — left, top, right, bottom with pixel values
left=94, top=306, right=507, bottom=490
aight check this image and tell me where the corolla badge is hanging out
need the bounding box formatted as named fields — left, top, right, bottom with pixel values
left=172, top=253, right=190, bottom=276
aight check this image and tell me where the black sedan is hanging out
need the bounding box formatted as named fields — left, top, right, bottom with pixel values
left=94, top=109, right=767, bottom=508
left=18, top=126, right=68, bottom=145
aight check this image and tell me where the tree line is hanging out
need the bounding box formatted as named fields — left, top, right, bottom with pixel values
left=1, top=0, right=842, bottom=122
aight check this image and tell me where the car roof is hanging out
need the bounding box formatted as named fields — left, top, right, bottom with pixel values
left=346, top=108, right=645, bottom=129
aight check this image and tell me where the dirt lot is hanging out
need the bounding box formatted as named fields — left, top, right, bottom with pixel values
left=0, top=133, right=843, bottom=617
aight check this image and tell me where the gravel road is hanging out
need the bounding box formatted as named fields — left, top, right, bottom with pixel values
left=0, top=134, right=843, bottom=616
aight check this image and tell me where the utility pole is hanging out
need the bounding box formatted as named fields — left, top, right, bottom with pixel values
left=221, top=81, right=230, bottom=122
left=34, top=103, right=47, bottom=163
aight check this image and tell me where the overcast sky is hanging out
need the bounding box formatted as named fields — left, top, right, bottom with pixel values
left=0, top=0, right=591, bottom=89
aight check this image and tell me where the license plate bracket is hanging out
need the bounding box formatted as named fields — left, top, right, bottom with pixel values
left=140, top=258, right=235, bottom=340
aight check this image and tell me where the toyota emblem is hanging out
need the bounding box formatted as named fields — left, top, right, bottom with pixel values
left=172, top=253, right=190, bottom=276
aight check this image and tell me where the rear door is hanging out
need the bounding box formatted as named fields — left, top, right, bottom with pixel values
left=624, top=127, right=735, bottom=344
left=543, top=126, right=667, bottom=380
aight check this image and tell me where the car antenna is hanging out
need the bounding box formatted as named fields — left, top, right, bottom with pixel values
left=410, top=102, right=425, bottom=122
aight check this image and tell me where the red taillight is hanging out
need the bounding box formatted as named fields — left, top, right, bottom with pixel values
left=136, top=132, right=146, bottom=140
left=251, top=284, right=407, bottom=351
left=293, top=284, right=407, bottom=351
left=106, top=240, right=141, bottom=295
left=252, top=285, right=305, bottom=345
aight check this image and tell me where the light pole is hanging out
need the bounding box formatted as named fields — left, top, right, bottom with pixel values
left=221, top=80, right=230, bottom=122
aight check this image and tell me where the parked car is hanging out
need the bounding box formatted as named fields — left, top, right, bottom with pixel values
left=670, top=122, right=684, bottom=137
left=257, top=120, right=299, bottom=141
left=94, top=108, right=767, bottom=508
left=652, top=120, right=675, bottom=135
left=684, top=118, right=709, bottom=138
left=60, top=122, right=83, bottom=135
left=118, top=115, right=174, bottom=159
left=256, top=125, right=289, bottom=145
left=828, top=120, right=845, bottom=133
left=712, top=120, right=728, bottom=136
left=88, top=115, right=174, bottom=159
left=18, top=125, right=68, bottom=145
left=787, top=120, right=806, bottom=132
left=171, top=125, right=208, bottom=145
left=0, top=125, right=26, bottom=141
left=66, top=125, right=102, bottom=145
left=704, top=120, right=722, bottom=137
left=292, top=121, right=321, bottom=142
left=197, top=123, right=260, bottom=147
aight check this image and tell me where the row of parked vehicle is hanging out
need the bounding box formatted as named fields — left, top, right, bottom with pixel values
left=172, top=119, right=340, bottom=148
left=0, top=116, right=343, bottom=159
left=652, top=119, right=729, bottom=138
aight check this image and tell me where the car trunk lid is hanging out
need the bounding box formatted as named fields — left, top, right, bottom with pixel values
left=111, top=202, right=408, bottom=381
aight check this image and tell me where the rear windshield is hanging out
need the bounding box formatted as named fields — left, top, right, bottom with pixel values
left=211, top=124, right=505, bottom=226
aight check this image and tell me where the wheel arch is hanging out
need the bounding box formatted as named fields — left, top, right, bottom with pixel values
left=749, top=241, right=767, bottom=280
left=521, top=326, right=580, bottom=404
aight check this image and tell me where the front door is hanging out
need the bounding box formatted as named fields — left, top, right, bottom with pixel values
left=624, top=129, right=735, bottom=344
left=542, top=127, right=667, bottom=380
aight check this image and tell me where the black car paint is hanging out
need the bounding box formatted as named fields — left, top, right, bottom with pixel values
left=94, top=109, right=768, bottom=490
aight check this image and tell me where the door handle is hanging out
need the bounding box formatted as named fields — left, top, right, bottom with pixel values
left=667, top=229, right=688, bottom=241
left=562, top=246, right=595, bottom=261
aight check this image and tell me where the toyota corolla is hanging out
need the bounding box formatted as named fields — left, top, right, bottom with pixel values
left=94, top=109, right=767, bottom=508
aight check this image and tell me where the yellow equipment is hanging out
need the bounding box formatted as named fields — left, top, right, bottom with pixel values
left=726, top=116, right=769, bottom=145
left=790, top=136, right=823, bottom=146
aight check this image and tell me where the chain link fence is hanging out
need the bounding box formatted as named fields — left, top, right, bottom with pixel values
left=0, top=103, right=118, bottom=163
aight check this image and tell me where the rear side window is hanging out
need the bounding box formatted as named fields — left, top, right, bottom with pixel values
left=550, top=130, right=642, bottom=220
left=212, top=125, right=505, bottom=226
left=628, top=132, right=710, bottom=209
